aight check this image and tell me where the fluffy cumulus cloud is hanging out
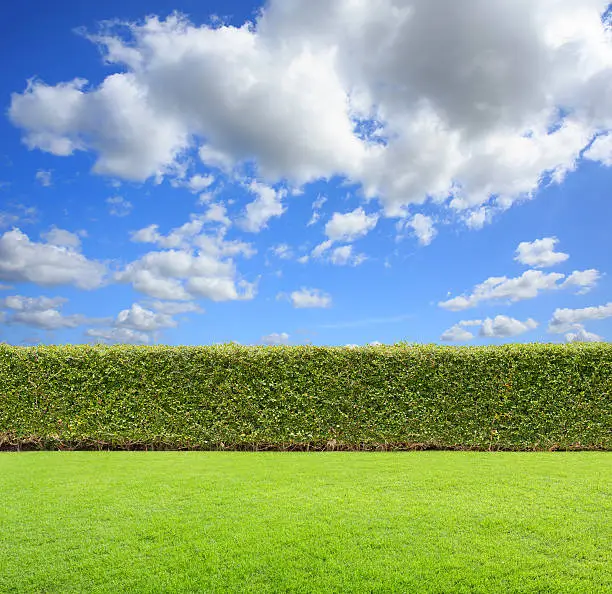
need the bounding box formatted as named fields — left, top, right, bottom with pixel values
left=441, top=316, right=537, bottom=340
left=129, top=214, right=253, bottom=253
left=121, top=216, right=256, bottom=301
left=441, top=324, right=475, bottom=342
left=405, top=214, right=436, bottom=246
left=143, top=300, right=203, bottom=315
left=564, top=325, right=603, bottom=342
left=562, top=269, right=601, bottom=294
left=116, top=249, right=255, bottom=301
left=440, top=268, right=600, bottom=310
left=86, top=327, right=151, bottom=344
left=0, top=294, right=96, bottom=330
left=515, top=237, right=569, bottom=268
left=184, top=174, right=215, bottom=193
left=325, top=208, right=378, bottom=243
left=8, top=1, right=612, bottom=221
left=130, top=216, right=207, bottom=249
left=464, top=208, right=490, bottom=230
left=548, top=302, right=612, bottom=333
left=40, top=226, right=82, bottom=248
left=584, top=133, right=612, bottom=166
left=1, top=295, right=67, bottom=311
left=480, top=316, right=538, bottom=338
left=288, top=287, right=332, bottom=308
left=309, top=241, right=366, bottom=266
left=203, top=203, right=231, bottom=227
left=329, top=245, right=366, bottom=266
left=261, top=332, right=290, bottom=345
left=0, top=228, right=106, bottom=289
left=239, top=181, right=286, bottom=232
left=87, top=300, right=204, bottom=343
left=114, top=303, right=177, bottom=332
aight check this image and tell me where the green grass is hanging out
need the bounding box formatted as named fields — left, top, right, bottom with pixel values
left=0, top=453, right=610, bottom=593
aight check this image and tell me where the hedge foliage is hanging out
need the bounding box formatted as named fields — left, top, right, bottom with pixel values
left=0, top=343, right=610, bottom=451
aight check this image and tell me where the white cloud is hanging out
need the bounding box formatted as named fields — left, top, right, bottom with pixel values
left=35, top=170, right=52, bottom=186
left=197, top=191, right=216, bottom=204
left=0, top=294, right=94, bottom=330
left=10, top=75, right=188, bottom=181
left=0, top=212, right=19, bottom=229
left=130, top=224, right=164, bottom=245
left=584, top=133, right=612, bottom=166
left=239, top=181, right=286, bottom=232
left=261, top=332, right=290, bottom=345
left=8, top=309, right=86, bottom=330
left=88, top=300, right=203, bottom=342
left=203, top=202, right=231, bottom=227
left=311, top=239, right=333, bottom=259
left=440, top=268, right=600, bottom=310
left=143, top=300, right=203, bottom=315
left=271, top=243, right=293, bottom=260
left=0, top=228, right=106, bottom=289
left=464, top=207, right=490, bottom=230
left=457, top=319, right=483, bottom=327
left=325, top=207, right=378, bottom=242
left=1, top=295, right=67, bottom=311
left=185, top=174, right=215, bottom=193
left=515, top=237, right=569, bottom=268
left=114, top=303, right=176, bottom=332
left=406, top=214, right=436, bottom=246
left=329, top=245, right=366, bottom=266
left=441, top=325, right=474, bottom=342
left=116, top=248, right=255, bottom=302
left=565, top=324, right=603, bottom=343
left=130, top=216, right=204, bottom=248
left=442, top=315, right=537, bottom=340
left=480, top=315, right=538, bottom=337
left=86, top=327, right=151, bottom=344
left=562, top=269, right=601, bottom=294
left=548, top=302, right=612, bottom=333
left=309, top=240, right=366, bottom=266
left=8, top=2, right=612, bottom=217
left=288, top=287, right=332, bottom=308
left=106, top=196, right=133, bottom=217
left=0, top=205, right=38, bottom=229
left=193, top=231, right=256, bottom=259
left=121, top=217, right=255, bottom=302
left=40, top=226, right=82, bottom=248
left=131, top=215, right=252, bottom=255
left=329, top=245, right=352, bottom=265
left=307, top=194, right=327, bottom=226
left=440, top=270, right=563, bottom=310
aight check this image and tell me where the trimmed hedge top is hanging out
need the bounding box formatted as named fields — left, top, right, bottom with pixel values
left=0, top=342, right=610, bottom=450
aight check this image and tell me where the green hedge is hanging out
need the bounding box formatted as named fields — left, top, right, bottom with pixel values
left=0, top=343, right=610, bottom=451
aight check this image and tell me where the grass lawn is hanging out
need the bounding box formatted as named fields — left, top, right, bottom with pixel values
left=0, top=452, right=610, bottom=593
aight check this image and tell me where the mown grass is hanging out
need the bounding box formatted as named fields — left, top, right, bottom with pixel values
left=0, top=452, right=610, bottom=593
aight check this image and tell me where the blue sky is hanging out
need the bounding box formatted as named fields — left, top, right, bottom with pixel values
left=1, top=0, right=611, bottom=346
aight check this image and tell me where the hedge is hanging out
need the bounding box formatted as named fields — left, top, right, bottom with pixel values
left=0, top=343, right=610, bottom=451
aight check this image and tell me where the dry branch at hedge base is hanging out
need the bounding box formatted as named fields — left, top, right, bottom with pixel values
left=0, top=343, right=610, bottom=451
